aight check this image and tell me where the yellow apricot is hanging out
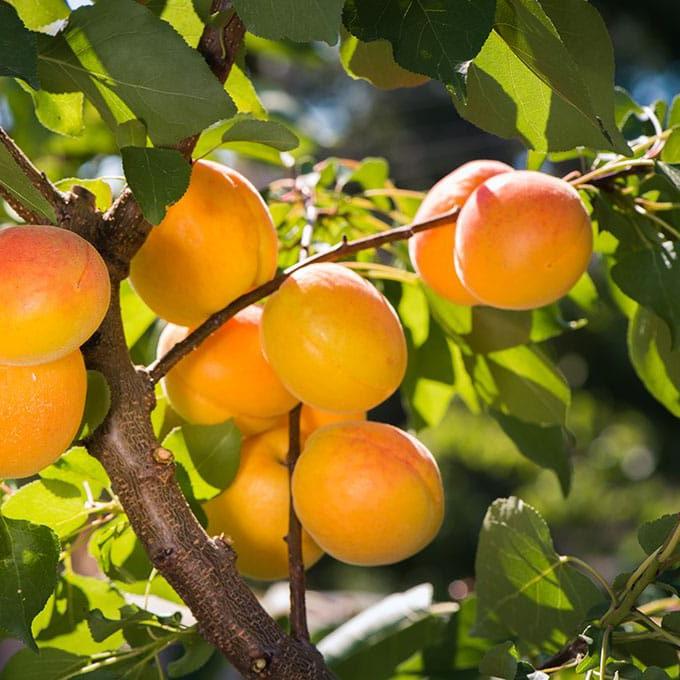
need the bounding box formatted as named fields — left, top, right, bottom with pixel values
left=0, top=225, right=110, bottom=365
left=455, top=171, right=593, bottom=310
left=261, top=263, right=407, bottom=413
left=408, top=160, right=513, bottom=305
left=203, top=426, right=324, bottom=580
left=158, top=305, right=298, bottom=425
left=0, top=350, right=87, bottom=479
left=130, top=160, right=278, bottom=326
left=292, top=422, right=444, bottom=566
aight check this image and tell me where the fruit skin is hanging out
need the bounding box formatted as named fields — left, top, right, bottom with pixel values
left=261, top=263, right=407, bottom=413
left=0, top=225, right=110, bottom=365
left=0, top=350, right=87, bottom=479
left=455, top=170, right=593, bottom=310
left=130, top=160, right=278, bottom=326
left=203, top=426, right=324, bottom=580
left=408, top=160, right=513, bottom=305
left=158, top=305, right=298, bottom=425
left=292, top=421, right=444, bottom=566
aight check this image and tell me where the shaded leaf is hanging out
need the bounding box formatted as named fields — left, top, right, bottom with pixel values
left=478, top=641, right=518, bottom=679
left=233, top=0, right=344, bottom=44
left=220, top=115, right=299, bottom=151
left=0, top=516, right=59, bottom=650
left=0, top=648, right=86, bottom=680
left=491, top=412, right=571, bottom=496
left=343, top=0, right=495, bottom=95
left=0, top=2, right=38, bottom=88
left=638, top=514, right=680, bottom=558
left=121, top=147, right=191, bottom=225
left=168, top=633, right=215, bottom=678
left=37, top=0, right=234, bottom=146
left=474, top=497, right=603, bottom=650
left=77, top=370, right=111, bottom=439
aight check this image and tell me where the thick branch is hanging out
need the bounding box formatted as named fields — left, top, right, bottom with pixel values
left=149, top=207, right=459, bottom=382
left=0, top=127, right=66, bottom=223
left=286, top=404, right=310, bottom=642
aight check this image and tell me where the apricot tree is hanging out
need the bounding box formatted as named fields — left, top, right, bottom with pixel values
left=0, top=1, right=680, bottom=679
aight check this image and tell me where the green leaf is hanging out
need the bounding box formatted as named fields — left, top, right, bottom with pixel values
left=662, top=612, right=680, bottom=634
left=162, top=422, right=241, bottom=501
left=220, top=115, right=299, bottom=151
left=638, top=514, right=680, bottom=558
left=628, top=306, right=680, bottom=417
left=87, top=604, right=181, bottom=647
left=0, top=141, right=56, bottom=222
left=147, top=0, right=204, bottom=47
left=319, top=584, right=445, bottom=679
left=643, top=669, right=672, bottom=680
left=37, top=0, right=235, bottom=146
left=25, top=90, right=84, bottom=137
left=611, top=244, right=680, bottom=350
left=0, top=516, right=59, bottom=650
left=343, top=0, right=495, bottom=95
left=478, top=641, right=518, bottom=679
left=167, top=633, right=215, bottom=678
left=40, top=446, right=109, bottom=498
left=233, top=0, right=343, bottom=44
left=121, top=279, right=157, bottom=348
left=121, top=147, right=191, bottom=225
left=474, top=497, right=603, bottom=650
left=225, top=64, right=267, bottom=118
left=454, top=0, right=629, bottom=154
left=339, top=34, right=428, bottom=90
left=0, top=648, right=86, bottom=680
left=0, top=2, right=38, bottom=88
left=661, top=129, right=680, bottom=163
left=4, top=0, right=68, bottom=32
left=614, top=86, right=643, bottom=129
left=491, top=412, right=572, bottom=496
left=77, top=370, right=111, bottom=439
left=2, top=478, right=89, bottom=539
left=33, top=572, right=126, bottom=654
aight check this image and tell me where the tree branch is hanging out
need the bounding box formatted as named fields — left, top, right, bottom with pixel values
left=0, top=127, right=66, bottom=223
left=148, top=207, right=459, bottom=383
left=286, top=404, right=310, bottom=642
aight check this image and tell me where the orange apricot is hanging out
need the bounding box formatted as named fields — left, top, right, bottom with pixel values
left=0, top=225, right=110, bottom=365
left=455, top=171, right=593, bottom=310
left=130, top=160, right=278, bottom=326
left=203, top=426, right=324, bottom=580
left=0, top=350, right=87, bottom=479
left=408, top=160, right=513, bottom=305
left=292, top=421, right=444, bottom=566
left=261, top=263, right=407, bottom=413
left=158, top=305, right=298, bottom=425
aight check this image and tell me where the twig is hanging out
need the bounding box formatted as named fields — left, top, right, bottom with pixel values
left=0, top=128, right=66, bottom=223
left=286, top=404, right=309, bottom=641
left=148, top=207, right=458, bottom=382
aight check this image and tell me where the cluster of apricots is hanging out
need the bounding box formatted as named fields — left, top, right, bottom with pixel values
left=131, top=160, right=444, bottom=579
left=0, top=225, right=110, bottom=478
left=409, top=160, right=593, bottom=309
left=0, top=157, right=590, bottom=580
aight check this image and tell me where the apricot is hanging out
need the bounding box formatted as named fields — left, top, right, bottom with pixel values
left=0, top=225, right=110, bottom=365
left=261, top=263, right=407, bottom=413
left=292, top=422, right=444, bottom=566
left=130, top=160, right=278, bottom=326
left=0, top=350, right=87, bottom=479
left=158, top=305, right=298, bottom=425
left=455, top=171, right=593, bottom=310
left=203, top=426, right=324, bottom=580
left=408, top=160, right=513, bottom=305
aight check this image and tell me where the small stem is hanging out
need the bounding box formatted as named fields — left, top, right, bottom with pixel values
left=634, top=204, right=680, bottom=240
left=599, top=626, right=610, bottom=680
left=148, top=208, right=458, bottom=382
left=286, top=403, right=309, bottom=642
left=569, top=159, right=654, bottom=187
left=633, top=609, right=680, bottom=648
left=659, top=515, right=680, bottom=563
left=638, top=596, right=680, bottom=616
left=563, top=556, right=616, bottom=604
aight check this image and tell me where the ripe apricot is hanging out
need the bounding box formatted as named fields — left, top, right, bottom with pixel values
left=0, top=225, right=110, bottom=365
left=0, top=350, right=87, bottom=479
left=261, top=263, right=407, bottom=413
left=158, top=305, right=298, bottom=425
left=292, top=422, right=444, bottom=566
left=455, top=171, right=593, bottom=310
left=130, top=160, right=278, bottom=326
left=408, top=160, right=513, bottom=305
left=203, top=426, right=323, bottom=580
